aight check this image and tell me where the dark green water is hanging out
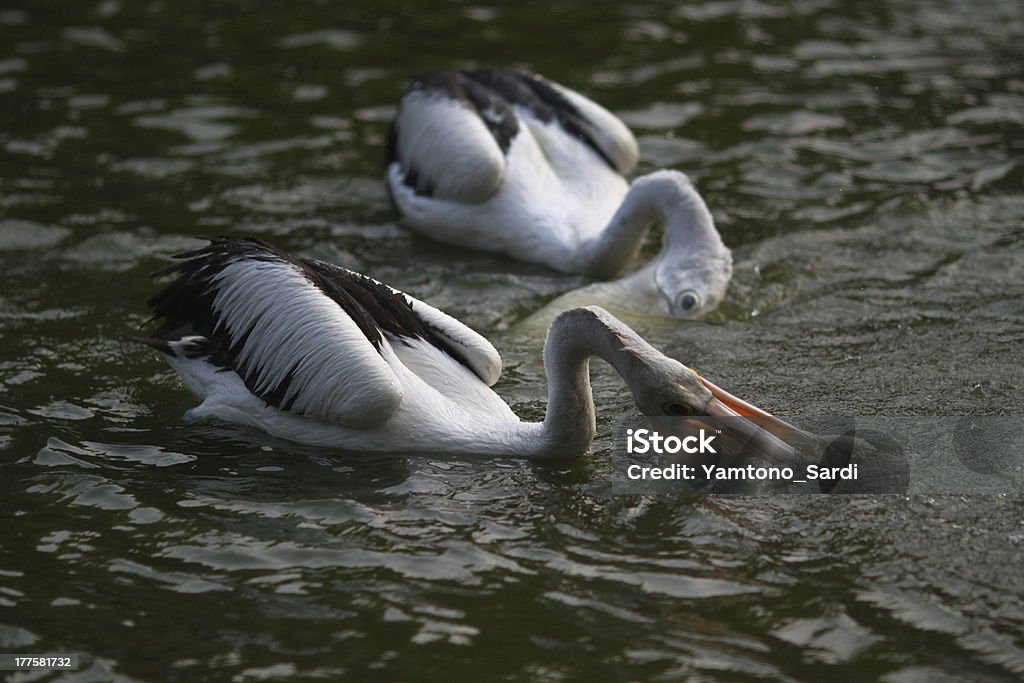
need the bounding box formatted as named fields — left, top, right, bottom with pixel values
left=2, top=0, right=1024, bottom=680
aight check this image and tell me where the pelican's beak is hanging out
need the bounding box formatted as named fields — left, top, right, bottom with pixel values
left=698, top=376, right=804, bottom=465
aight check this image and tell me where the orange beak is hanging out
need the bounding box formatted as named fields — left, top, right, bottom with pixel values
left=698, top=376, right=804, bottom=465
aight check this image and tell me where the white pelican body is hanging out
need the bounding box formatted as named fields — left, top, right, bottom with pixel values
left=141, top=238, right=791, bottom=460
left=164, top=335, right=536, bottom=455
left=386, top=69, right=733, bottom=319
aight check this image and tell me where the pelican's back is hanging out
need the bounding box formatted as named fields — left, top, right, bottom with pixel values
left=386, top=69, right=638, bottom=270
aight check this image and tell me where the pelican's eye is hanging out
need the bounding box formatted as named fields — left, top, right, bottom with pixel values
left=675, top=290, right=701, bottom=313
left=663, top=402, right=694, bottom=416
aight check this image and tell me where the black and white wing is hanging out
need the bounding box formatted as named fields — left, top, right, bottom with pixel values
left=145, top=238, right=407, bottom=429
left=388, top=71, right=515, bottom=203
left=463, top=69, right=638, bottom=175
left=145, top=238, right=504, bottom=427
left=302, top=258, right=503, bottom=386
left=387, top=69, right=639, bottom=202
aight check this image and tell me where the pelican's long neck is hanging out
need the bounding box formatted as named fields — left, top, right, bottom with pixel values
left=581, top=170, right=720, bottom=279
left=527, top=307, right=656, bottom=459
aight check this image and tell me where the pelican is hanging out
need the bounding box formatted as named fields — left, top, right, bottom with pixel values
left=137, top=237, right=793, bottom=460
left=386, top=68, right=733, bottom=319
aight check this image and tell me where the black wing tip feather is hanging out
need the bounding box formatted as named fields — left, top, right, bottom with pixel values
left=299, top=257, right=428, bottom=348
left=149, top=235, right=276, bottom=278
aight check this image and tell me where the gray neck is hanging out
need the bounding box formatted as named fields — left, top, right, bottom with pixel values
left=531, top=307, right=656, bottom=458
left=581, top=170, right=720, bottom=279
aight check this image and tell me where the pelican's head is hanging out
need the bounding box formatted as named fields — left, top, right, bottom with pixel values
left=552, top=307, right=801, bottom=464
left=629, top=351, right=907, bottom=488
left=630, top=170, right=733, bottom=319
left=654, top=249, right=733, bottom=319
left=612, top=331, right=799, bottom=465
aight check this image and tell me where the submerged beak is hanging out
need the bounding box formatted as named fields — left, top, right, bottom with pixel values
left=697, top=376, right=804, bottom=465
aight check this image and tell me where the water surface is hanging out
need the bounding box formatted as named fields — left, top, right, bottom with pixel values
left=2, top=0, right=1023, bottom=680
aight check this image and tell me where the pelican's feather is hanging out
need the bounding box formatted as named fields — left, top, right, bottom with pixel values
left=303, top=258, right=503, bottom=386
left=457, top=69, right=637, bottom=174
left=146, top=238, right=408, bottom=428
left=388, top=72, right=515, bottom=202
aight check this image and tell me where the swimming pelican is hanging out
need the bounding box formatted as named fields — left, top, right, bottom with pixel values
left=138, top=237, right=791, bottom=460
left=386, top=68, right=733, bottom=319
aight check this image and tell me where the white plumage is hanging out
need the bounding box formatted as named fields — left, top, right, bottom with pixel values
left=140, top=238, right=793, bottom=461
left=386, top=69, right=733, bottom=319
left=207, top=258, right=403, bottom=427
